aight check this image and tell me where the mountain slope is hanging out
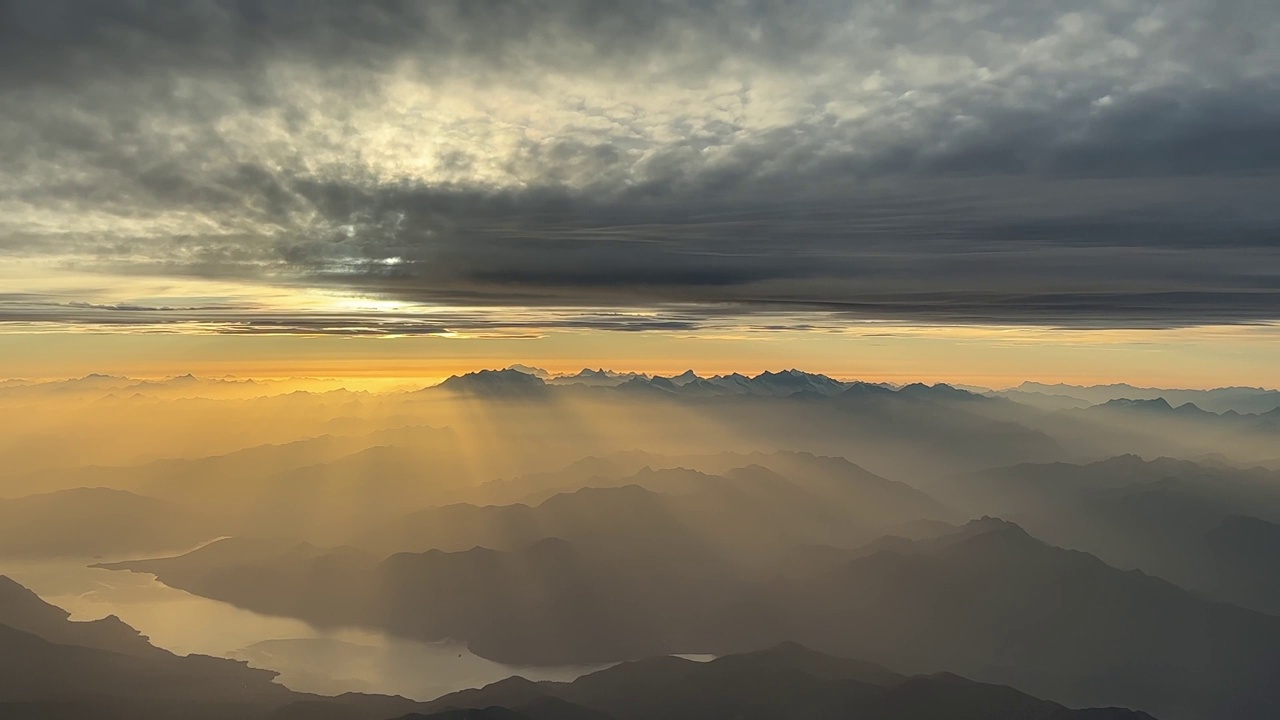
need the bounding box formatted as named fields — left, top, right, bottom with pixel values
left=0, top=488, right=220, bottom=558
left=945, top=456, right=1280, bottom=612
left=418, top=643, right=1154, bottom=720
left=0, top=575, right=428, bottom=720
left=463, top=451, right=950, bottom=528
left=102, top=518, right=1280, bottom=718
left=768, top=519, right=1280, bottom=720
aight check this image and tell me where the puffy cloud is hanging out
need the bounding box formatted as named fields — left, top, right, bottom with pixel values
left=0, top=0, right=1277, bottom=332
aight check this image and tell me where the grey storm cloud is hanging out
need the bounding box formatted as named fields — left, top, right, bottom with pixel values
left=1, top=0, right=1278, bottom=332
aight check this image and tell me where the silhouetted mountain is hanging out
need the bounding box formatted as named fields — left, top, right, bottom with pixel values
left=547, top=369, right=645, bottom=387
left=0, top=576, right=161, bottom=658
left=0, top=374, right=133, bottom=397
left=897, top=383, right=986, bottom=402
left=15, top=365, right=1280, bottom=720
left=357, top=463, right=947, bottom=559
left=987, top=389, right=1094, bottom=411
left=550, top=369, right=852, bottom=395
left=103, top=518, right=1280, bottom=718
left=953, top=455, right=1280, bottom=519
left=0, top=374, right=283, bottom=403
left=460, top=451, right=950, bottom=527
left=1010, top=383, right=1280, bottom=415
left=0, top=622, right=280, bottom=711
left=6, top=426, right=474, bottom=542
left=212, top=444, right=479, bottom=543
left=1201, top=516, right=1280, bottom=614
left=947, top=456, right=1280, bottom=612
left=0, top=488, right=219, bottom=558
left=626, top=375, right=683, bottom=393
left=668, top=370, right=700, bottom=386
left=1100, top=398, right=1177, bottom=412
left=383, top=369, right=1065, bottom=481
left=839, top=380, right=898, bottom=398
left=506, top=365, right=551, bottom=379
left=116, top=375, right=275, bottom=400
left=763, top=519, right=1280, bottom=720
left=417, top=643, right=1155, bottom=720
left=465, top=455, right=635, bottom=505
left=494, top=367, right=983, bottom=404
left=673, top=377, right=743, bottom=396
left=0, top=576, right=429, bottom=720
left=708, top=452, right=950, bottom=525
left=742, top=369, right=849, bottom=397
left=436, top=370, right=550, bottom=397
left=104, top=532, right=748, bottom=665
left=704, top=372, right=752, bottom=392
left=98, top=537, right=380, bottom=627
left=395, top=708, right=562, bottom=720
left=354, top=484, right=716, bottom=555
left=5, top=425, right=462, bottom=499
left=1046, top=400, right=1280, bottom=461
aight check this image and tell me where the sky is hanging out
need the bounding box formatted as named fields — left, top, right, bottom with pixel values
left=1, top=1, right=1277, bottom=387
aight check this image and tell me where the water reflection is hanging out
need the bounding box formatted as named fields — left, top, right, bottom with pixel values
left=0, top=556, right=607, bottom=700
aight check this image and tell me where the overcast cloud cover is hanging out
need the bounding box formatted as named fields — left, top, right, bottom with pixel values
left=1, top=0, right=1278, bottom=333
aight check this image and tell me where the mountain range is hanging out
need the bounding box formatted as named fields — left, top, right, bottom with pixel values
left=1002, top=382, right=1280, bottom=415
left=0, top=488, right=218, bottom=558
left=439, top=368, right=927, bottom=400
left=6, top=367, right=1280, bottom=720
left=0, top=575, right=1156, bottom=720
left=412, top=642, right=1155, bottom=720
left=947, top=455, right=1280, bottom=613
left=101, top=517, right=1280, bottom=720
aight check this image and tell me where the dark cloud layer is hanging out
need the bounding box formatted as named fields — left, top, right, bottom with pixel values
left=1, top=0, right=1278, bottom=332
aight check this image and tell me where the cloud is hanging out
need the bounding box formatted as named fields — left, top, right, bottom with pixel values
left=1, top=0, right=1278, bottom=332
left=0, top=291, right=738, bottom=337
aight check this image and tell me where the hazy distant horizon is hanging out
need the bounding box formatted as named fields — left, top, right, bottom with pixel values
left=2, top=366, right=1277, bottom=395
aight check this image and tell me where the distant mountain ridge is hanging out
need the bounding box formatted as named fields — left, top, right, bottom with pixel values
left=998, top=382, right=1280, bottom=414
left=947, top=455, right=1280, bottom=614
left=0, top=488, right=220, bottom=558
left=436, top=370, right=551, bottom=396
left=9, top=372, right=1276, bottom=414
left=438, top=368, right=963, bottom=401
left=0, top=374, right=284, bottom=402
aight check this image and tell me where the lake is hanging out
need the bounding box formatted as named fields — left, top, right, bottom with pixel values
left=0, top=555, right=609, bottom=701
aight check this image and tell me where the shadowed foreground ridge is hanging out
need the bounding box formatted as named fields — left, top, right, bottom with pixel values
left=0, top=574, right=1154, bottom=720
left=99, top=515, right=1280, bottom=720
left=409, top=643, right=1155, bottom=720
